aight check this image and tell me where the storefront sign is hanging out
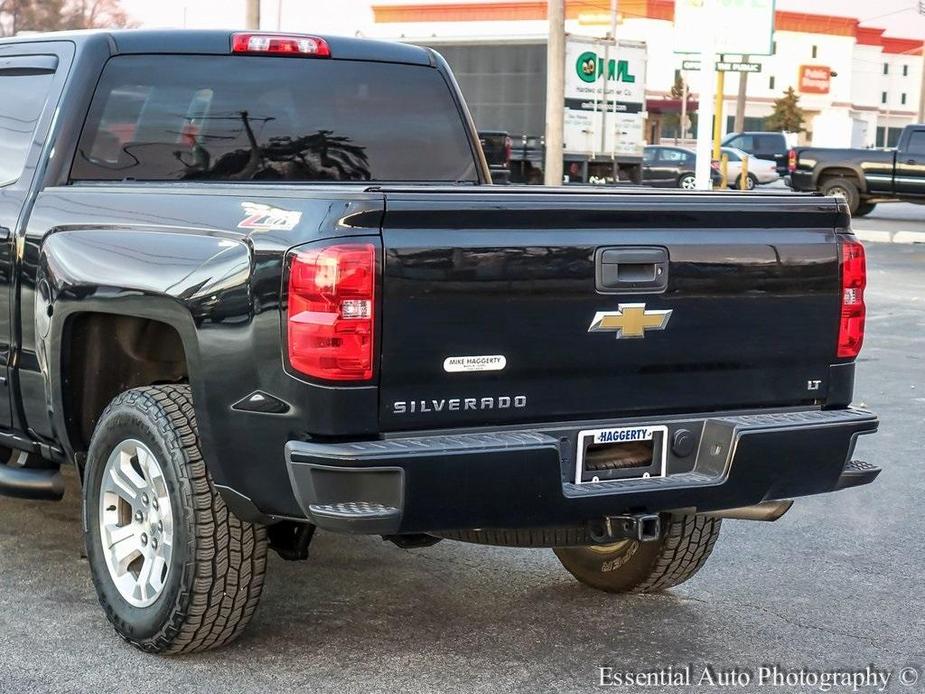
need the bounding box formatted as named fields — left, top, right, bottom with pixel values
left=564, top=37, right=647, bottom=156
left=681, top=59, right=762, bottom=72
left=799, top=65, right=832, bottom=94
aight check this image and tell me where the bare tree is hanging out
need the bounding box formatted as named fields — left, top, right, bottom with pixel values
left=0, top=0, right=133, bottom=36
left=0, top=0, right=62, bottom=35
left=61, top=0, right=134, bottom=30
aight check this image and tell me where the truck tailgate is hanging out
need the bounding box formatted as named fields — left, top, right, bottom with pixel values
left=378, top=189, right=845, bottom=431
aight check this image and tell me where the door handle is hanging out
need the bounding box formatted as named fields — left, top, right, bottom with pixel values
left=596, top=247, right=669, bottom=293
left=905, top=159, right=918, bottom=165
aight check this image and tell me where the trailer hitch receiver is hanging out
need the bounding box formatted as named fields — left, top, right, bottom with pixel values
left=590, top=513, right=661, bottom=544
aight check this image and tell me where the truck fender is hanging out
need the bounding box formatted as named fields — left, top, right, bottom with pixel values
left=35, top=228, right=251, bottom=493
left=814, top=162, right=868, bottom=193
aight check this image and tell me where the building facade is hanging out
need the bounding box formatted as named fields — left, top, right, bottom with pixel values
left=363, top=0, right=924, bottom=148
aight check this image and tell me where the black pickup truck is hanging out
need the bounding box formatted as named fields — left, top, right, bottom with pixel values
left=477, top=130, right=512, bottom=184
left=789, top=123, right=925, bottom=216
left=0, top=29, right=879, bottom=654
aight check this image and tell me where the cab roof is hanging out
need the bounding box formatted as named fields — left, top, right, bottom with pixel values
left=0, top=29, right=434, bottom=66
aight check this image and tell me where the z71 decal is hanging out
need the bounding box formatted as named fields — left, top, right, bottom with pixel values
left=238, top=202, right=302, bottom=231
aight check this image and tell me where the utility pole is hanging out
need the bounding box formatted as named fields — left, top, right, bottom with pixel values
left=919, top=53, right=925, bottom=123
left=607, top=0, right=619, bottom=162
left=245, top=0, right=260, bottom=30
left=694, top=36, right=717, bottom=190
left=734, top=55, right=749, bottom=133
left=884, top=59, right=894, bottom=146
left=544, top=0, right=565, bottom=186
left=919, top=3, right=925, bottom=122
left=712, top=68, right=724, bottom=162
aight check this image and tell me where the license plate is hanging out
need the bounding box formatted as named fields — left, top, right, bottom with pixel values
left=574, top=425, right=668, bottom=484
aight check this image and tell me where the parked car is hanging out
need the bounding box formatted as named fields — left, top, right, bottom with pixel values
left=643, top=145, right=719, bottom=188
left=721, top=147, right=780, bottom=189
left=788, top=123, right=925, bottom=216
left=0, top=29, right=878, bottom=655
left=479, top=130, right=512, bottom=184
left=721, top=131, right=796, bottom=176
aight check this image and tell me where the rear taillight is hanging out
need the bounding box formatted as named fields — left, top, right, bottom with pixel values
left=503, top=136, right=513, bottom=166
left=287, top=243, right=376, bottom=381
left=787, top=148, right=797, bottom=173
left=232, top=33, right=331, bottom=58
left=837, top=238, right=866, bottom=359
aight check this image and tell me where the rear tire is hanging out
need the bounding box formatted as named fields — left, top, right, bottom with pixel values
left=83, top=385, right=268, bottom=654
left=553, top=514, right=721, bottom=593
left=732, top=174, right=758, bottom=190
left=678, top=173, right=696, bottom=190
left=821, top=178, right=861, bottom=214
left=853, top=202, right=877, bottom=217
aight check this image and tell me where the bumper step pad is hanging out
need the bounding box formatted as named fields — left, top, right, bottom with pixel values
left=309, top=501, right=400, bottom=519
left=834, top=459, right=881, bottom=491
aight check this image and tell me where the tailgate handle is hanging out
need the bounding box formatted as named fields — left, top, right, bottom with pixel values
left=596, top=247, right=668, bottom=293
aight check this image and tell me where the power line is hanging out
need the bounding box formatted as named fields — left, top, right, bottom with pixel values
left=858, top=5, right=919, bottom=24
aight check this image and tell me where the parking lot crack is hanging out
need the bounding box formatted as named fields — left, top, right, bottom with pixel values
left=678, top=595, right=923, bottom=658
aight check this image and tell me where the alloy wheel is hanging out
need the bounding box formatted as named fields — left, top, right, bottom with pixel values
left=98, top=439, right=174, bottom=607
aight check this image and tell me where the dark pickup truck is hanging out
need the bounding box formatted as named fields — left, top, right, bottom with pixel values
left=789, top=123, right=925, bottom=216
left=478, top=130, right=512, bottom=184
left=0, top=29, right=878, bottom=654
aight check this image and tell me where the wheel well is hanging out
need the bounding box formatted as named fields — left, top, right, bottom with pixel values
left=817, top=168, right=862, bottom=190
left=63, top=313, right=188, bottom=454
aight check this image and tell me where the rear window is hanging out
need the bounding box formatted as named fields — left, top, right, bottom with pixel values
left=71, top=55, right=478, bottom=183
left=722, top=149, right=741, bottom=162
left=726, top=135, right=753, bottom=151
left=906, top=130, right=925, bottom=156
left=0, top=68, right=55, bottom=185
left=657, top=148, right=686, bottom=162
left=756, top=134, right=785, bottom=151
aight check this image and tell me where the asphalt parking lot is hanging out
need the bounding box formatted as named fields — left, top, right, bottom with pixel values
left=1, top=240, right=923, bottom=694
left=854, top=200, right=925, bottom=229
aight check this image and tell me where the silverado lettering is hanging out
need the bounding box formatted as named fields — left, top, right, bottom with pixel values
left=393, top=395, right=528, bottom=414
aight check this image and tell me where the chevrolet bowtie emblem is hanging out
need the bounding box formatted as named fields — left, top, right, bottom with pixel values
left=588, top=304, right=672, bottom=339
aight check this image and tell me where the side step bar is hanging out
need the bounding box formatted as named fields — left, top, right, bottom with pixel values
left=0, top=464, right=64, bottom=501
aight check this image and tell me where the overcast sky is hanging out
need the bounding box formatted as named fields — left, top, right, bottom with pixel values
left=121, top=0, right=925, bottom=39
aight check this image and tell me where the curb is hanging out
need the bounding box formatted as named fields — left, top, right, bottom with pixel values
left=853, top=229, right=925, bottom=245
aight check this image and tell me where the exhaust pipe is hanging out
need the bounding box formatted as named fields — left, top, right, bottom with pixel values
left=0, top=464, right=65, bottom=501
left=703, top=499, right=793, bottom=522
